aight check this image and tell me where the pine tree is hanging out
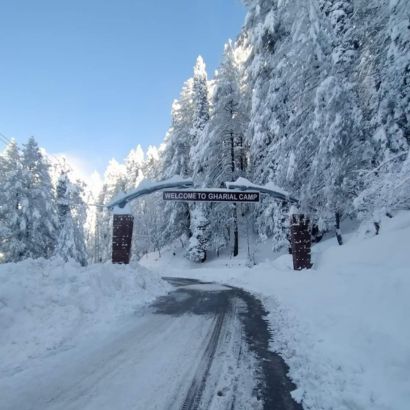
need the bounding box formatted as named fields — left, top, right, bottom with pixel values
left=55, top=172, right=88, bottom=265
left=244, top=0, right=328, bottom=246
left=0, top=140, right=26, bottom=262
left=197, top=41, right=249, bottom=256
left=19, top=137, right=58, bottom=259
left=354, top=150, right=410, bottom=222
left=124, top=145, right=144, bottom=191
left=95, top=159, right=127, bottom=262
left=143, top=146, right=161, bottom=180
left=162, top=79, right=195, bottom=179
left=187, top=56, right=211, bottom=262
left=376, top=0, right=410, bottom=156
left=160, top=80, right=195, bottom=248
left=191, top=56, right=210, bottom=145
left=186, top=207, right=210, bottom=263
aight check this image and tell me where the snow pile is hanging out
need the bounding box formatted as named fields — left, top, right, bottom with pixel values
left=141, top=211, right=410, bottom=410
left=0, top=258, right=171, bottom=373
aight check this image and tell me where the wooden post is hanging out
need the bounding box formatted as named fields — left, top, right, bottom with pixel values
left=112, top=214, right=134, bottom=264
left=290, top=214, right=312, bottom=270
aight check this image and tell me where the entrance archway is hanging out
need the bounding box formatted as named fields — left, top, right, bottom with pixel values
left=107, top=177, right=311, bottom=270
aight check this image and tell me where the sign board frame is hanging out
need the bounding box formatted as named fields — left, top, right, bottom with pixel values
left=162, top=190, right=260, bottom=203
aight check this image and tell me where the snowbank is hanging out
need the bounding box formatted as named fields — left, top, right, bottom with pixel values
left=0, top=258, right=171, bottom=373
left=141, top=211, right=410, bottom=410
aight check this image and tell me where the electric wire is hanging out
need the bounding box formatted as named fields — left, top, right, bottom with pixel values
left=0, top=134, right=11, bottom=147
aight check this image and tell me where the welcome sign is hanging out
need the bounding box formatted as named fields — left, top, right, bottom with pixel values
left=163, top=190, right=260, bottom=203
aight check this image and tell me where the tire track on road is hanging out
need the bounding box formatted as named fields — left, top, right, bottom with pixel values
left=181, top=311, right=226, bottom=410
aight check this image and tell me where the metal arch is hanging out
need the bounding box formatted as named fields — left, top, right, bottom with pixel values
left=107, top=177, right=298, bottom=209
left=107, top=178, right=194, bottom=209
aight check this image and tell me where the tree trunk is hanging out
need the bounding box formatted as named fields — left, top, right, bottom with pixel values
left=230, top=130, right=239, bottom=257
left=238, top=135, right=244, bottom=173
left=187, top=204, right=192, bottom=238
left=335, top=212, right=343, bottom=245
left=233, top=203, right=239, bottom=257
left=374, top=222, right=380, bottom=235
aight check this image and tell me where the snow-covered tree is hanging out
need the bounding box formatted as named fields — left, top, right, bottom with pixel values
left=55, top=172, right=88, bottom=265
left=186, top=207, right=210, bottom=263
left=95, top=159, right=127, bottom=262
left=159, top=80, right=195, bottom=248
left=19, top=137, right=58, bottom=259
left=376, top=0, right=410, bottom=155
left=354, top=151, right=410, bottom=225
left=162, top=79, right=195, bottom=179
left=0, top=140, right=25, bottom=262
left=143, top=146, right=162, bottom=180
left=187, top=56, right=211, bottom=261
left=124, top=145, right=144, bottom=191
left=191, top=56, right=210, bottom=146
left=195, top=41, right=249, bottom=256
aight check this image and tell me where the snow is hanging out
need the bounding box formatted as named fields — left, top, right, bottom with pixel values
left=107, top=175, right=193, bottom=209
left=112, top=203, right=132, bottom=214
left=226, top=177, right=294, bottom=199
left=141, top=211, right=410, bottom=410
left=1, top=291, right=261, bottom=410
left=0, top=258, right=171, bottom=375
left=0, top=259, right=260, bottom=410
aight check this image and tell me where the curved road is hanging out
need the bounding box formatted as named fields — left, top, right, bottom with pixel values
left=1, top=278, right=301, bottom=410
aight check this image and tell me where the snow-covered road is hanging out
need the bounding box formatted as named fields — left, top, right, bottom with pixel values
left=1, top=278, right=300, bottom=410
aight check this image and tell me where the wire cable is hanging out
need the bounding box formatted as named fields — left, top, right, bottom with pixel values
left=0, top=134, right=11, bottom=147
left=0, top=130, right=64, bottom=165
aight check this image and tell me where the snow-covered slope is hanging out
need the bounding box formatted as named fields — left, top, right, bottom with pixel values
left=141, top=211, right=410, bottom=410
left=0, top=258, right=171, bottom=374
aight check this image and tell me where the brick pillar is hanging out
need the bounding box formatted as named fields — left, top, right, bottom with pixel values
left=290, top=214, right=312, bottom=270
left=112, top=214, right=134, bottom=264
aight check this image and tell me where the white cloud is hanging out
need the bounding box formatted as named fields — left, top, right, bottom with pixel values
left=51, top=152, right=103, bottom=197
left=88, top=171, right=103, bottom=198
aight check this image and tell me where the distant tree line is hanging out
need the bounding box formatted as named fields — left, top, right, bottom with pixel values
left=0, top=137, right=88, bottom=264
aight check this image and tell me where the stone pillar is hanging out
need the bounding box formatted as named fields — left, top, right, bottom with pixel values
left=112, top=214, right=134, bottom=264
left=290, top=214, right=312, bottom=270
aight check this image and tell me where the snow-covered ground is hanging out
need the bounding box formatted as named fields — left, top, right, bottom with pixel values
left=141, top=211, right=410, bottom=410
left=0, top=258, right=171, bottom=375
left=1, top=212, right=408, bottom=410
left=0, top=260, right=262, bottom=410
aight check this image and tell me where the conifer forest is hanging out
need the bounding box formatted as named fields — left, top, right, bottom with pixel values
left=2, top=0, right=408, bottom=265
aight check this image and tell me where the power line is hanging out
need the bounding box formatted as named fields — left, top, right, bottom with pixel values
left=84, top=203, right=106, bottom=208
left=0, top=132, right=11, bottom=147
left=0, top=130, right=63, bottom=165
left=0, top=131, right=14, bottom=144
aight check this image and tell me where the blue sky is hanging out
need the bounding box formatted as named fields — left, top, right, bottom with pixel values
left=0, top=0, right=245, bottom=178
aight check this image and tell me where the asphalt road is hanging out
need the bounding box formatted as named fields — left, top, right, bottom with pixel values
left=1, top=278, right=302, bottom=410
